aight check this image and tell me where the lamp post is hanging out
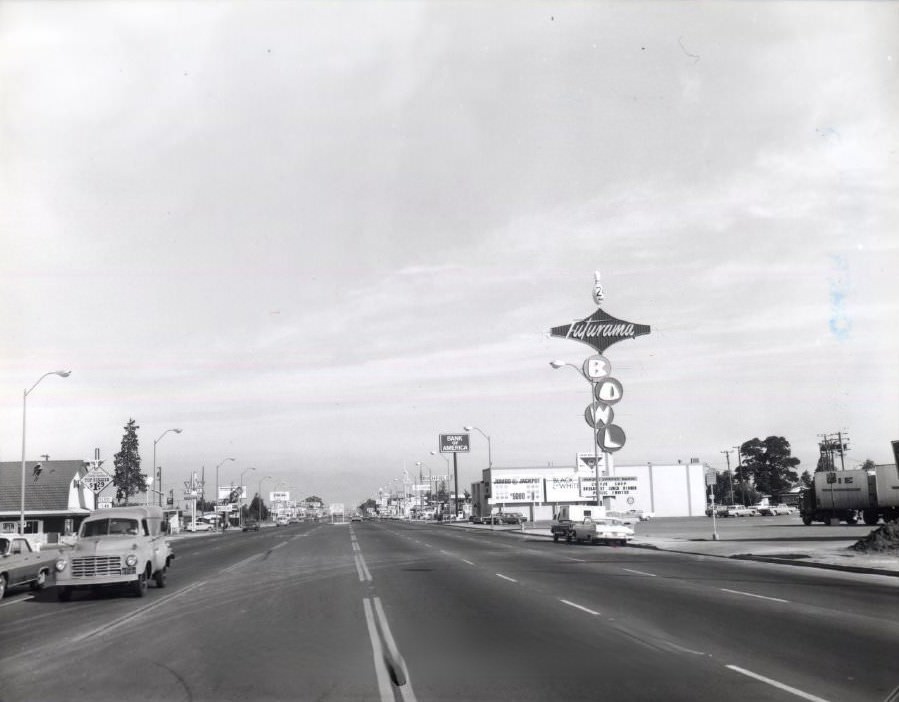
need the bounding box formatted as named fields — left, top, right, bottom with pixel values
left=20, top=370, right=71, bottom=535
left=551, top=360, right=603, bottom=507
left=238, top=467, right=256, bottom=527
left=463, top=425, right=492, bottom=469
left=153, top=428, right=182, bottom=507
left=258, top=475, right=272, bottom=522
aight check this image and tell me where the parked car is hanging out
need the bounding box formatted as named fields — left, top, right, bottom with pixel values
left=468, top=515, right=483, bottom=524
left=756, top=504, right=794, bottom=516
left=0, top=536, right=62, bottom=599
left=275, top=516, right=290, bottom=526
left=242, top=520, right=260, bottom=532
left=726, top=505, right=755, bottom=517
left=481, top=515, right=504, bottom=525
left=500, top=512, right=527, bottom=525
left=185, top=521, right=212, bottom=532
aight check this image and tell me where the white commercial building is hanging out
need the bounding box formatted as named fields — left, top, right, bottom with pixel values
left=472, top=456, right=709, bottom=521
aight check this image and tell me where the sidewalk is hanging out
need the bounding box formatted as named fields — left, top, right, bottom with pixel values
left=460, top=522, right=899, bottom=577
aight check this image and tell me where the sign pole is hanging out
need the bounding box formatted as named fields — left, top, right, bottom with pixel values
left=453, top=452, right=459, bottom=520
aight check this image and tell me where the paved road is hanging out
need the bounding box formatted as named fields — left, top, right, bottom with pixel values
left=1, top=520, right=896, bottom=702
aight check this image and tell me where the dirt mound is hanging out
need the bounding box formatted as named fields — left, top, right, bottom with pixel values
left=850, top=520, right=899, bottom=553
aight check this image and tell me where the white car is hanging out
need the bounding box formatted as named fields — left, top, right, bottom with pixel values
left=591, top=517, right=635, bottom=545
left=185, top=521, right=212, bottom=532
left=275, top=516, right=290, bottom=526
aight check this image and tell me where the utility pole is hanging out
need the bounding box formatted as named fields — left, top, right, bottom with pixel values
left=732, top=445, right=744, bottom=505
left=721, top=450, right=734, bottom=505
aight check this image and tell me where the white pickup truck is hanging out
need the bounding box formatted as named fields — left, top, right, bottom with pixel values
left=54, top=505, right=174, bottom=600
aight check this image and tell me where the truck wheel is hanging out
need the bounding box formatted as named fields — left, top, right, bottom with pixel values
left=30, top=569, right=47, bottom=591
left=801, top=515, right=812, bottom=526
left=132, top=571, right=148, bottom=598
left=566, top=532, right=573, bottom=543
left=553, top=534, right=559, bottom=542
left=0, top=574, right=6, bottom=599
left=154, top=567, right=167, bottom=588
left=863, top=510, right=878, bottom=526
left=57, top=586, right=72, bottom=602
left=845, top=516, right=858, bottom=525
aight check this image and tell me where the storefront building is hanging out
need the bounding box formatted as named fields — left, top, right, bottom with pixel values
left=471, top=457, right=709, bottom=521
left=0, top=460, right=98, bottom=544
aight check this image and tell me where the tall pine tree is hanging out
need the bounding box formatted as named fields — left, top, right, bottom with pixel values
left=113, top=418, right=147, bottom=504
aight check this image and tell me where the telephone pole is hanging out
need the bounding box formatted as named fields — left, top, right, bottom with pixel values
left=721, top=449, right=734, bottom=504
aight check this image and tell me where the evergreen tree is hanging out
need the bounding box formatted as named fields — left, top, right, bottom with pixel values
left=113, top=418, right=147, bottom=504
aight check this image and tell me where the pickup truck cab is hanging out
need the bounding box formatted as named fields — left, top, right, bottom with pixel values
left=0, top=536, right=61, bottom=599
left=54, top=506, right=174, bottom=600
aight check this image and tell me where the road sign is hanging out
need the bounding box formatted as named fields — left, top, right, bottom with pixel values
left=97, top=496, right=113, bottom=509
left=582, top=354, right=612, bottom=381
left=82, top=469, right=112, bottom=494
left=584, top=402, right=615, bottom=429
left=593, top=378, right=623, bottom=405
left=596, top=424, right=626, bottom=452
left=439, top=434, right=470, bottom=452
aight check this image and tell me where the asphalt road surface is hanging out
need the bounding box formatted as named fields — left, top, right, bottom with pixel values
left=1, top=520, right=897, bottom=702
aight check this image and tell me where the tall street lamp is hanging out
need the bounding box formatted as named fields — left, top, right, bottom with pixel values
left=238, top=466, right=256, bottom=527
left=215, top=457, right=235, bottom=528
left=20, top=370, right=71, bottom=535
left=463, top=425, right=492, bottom=469
left=153, top=428, right=182, bottom=507
left=258, top=475, right=272, bottom=522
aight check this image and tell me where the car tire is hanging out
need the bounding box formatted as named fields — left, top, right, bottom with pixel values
left=0, top=574, right=6, bottom=600
left=132, top=571, right=148, bottom=598
left=553, top=534, right=559, bottom=542
left=30, top=569, right=47, bottom=591
left=154, top=567, right=167, bottom=588
left=57, top=586, right=72, bottom=602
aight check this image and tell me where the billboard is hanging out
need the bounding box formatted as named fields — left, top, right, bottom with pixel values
left=490, top=476, right=542, bottom=503
left=270, top=491, right=290, bottom=502
left=218, top=485, right=247, bottom=502
left=439, top=434, right=470, bottom=452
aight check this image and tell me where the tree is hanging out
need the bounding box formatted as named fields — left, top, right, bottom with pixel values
left=859, top=459, right=876, bottom=470
left=248, top=494, right=268, bottom=521
left=800, top=470, right=813, bottom=488
left=711, top=470, right=736, bottom=504
left=358, top=498, right=378, bottom=513
left=113, top=418, right=147, bottom=504
left=738, top=436, right=800, bottom=497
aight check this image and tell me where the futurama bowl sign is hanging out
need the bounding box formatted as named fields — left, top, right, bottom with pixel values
left=550, top=307, right=651, bottom=355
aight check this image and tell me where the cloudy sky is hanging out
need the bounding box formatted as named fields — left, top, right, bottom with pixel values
left=1, top=1, right=897, bottom=508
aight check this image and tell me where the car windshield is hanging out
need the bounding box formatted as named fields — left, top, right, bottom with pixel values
left=81, top=518, right=141, bottom=537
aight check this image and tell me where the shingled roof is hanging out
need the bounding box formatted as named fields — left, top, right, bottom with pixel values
left=0, top=460, right=92, bottom=514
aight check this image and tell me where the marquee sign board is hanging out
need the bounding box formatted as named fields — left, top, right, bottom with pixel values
left=82, top=469, right=113, bottom=494
left=550, top=307, right=651, bottom=355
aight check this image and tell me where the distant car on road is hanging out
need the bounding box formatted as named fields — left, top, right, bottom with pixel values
left=500, top=513, right=527, bottom=525
left=351, top=514, right=362, bottom=522
left=185, top=521, right=212, bottom=532
left=275, top=516, right=290, bottom=526
left=242, top=520, right=260, bottom=532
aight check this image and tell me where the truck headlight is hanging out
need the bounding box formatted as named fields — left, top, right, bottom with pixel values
left=125, top=554, right=138, bottom=567
left=55, top=557, right=67, bottom=572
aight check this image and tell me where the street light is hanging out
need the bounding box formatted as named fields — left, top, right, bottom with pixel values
left=550, top=360, right=603, bottom=507
left=258, top=475, right=272, bottom=522
left=153, top=428, right=182, bottom=507
left=20, top=370, right=71, bottom=535
left=238, top=466, right=256, bottom=527
left=463, top=425, right=492, bottom=469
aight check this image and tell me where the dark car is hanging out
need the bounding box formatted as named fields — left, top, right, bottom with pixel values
left=501, top=513, right=527, bottom=525
left=242, top=520, right=260, bottom=532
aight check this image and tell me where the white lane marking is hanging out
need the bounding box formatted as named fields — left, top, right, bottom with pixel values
left=726, top=665, right=831, bottom=702
left=496, top=573, right=517, bottom=583
left=439, top=550, right=453, bottom=556
left=74, top=581, right=206, bottom=642
left=0, top=594, right=32, bottom=608
left=352, top=542, right=360, bottom=552
left=354, top=554, right=365, bottom=582
left=372, top=597, right=418, bottom=702
left=223, top=552, right=263, bottom=573
left=720, top=588, right=789, bottom=604
left=461, top=559, right=475, bottom=566
left=560, top=599, right=600, bottom=616
left=623, top=568, right=656, bottom=577
left=363, top=598, right=395, bottom=702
